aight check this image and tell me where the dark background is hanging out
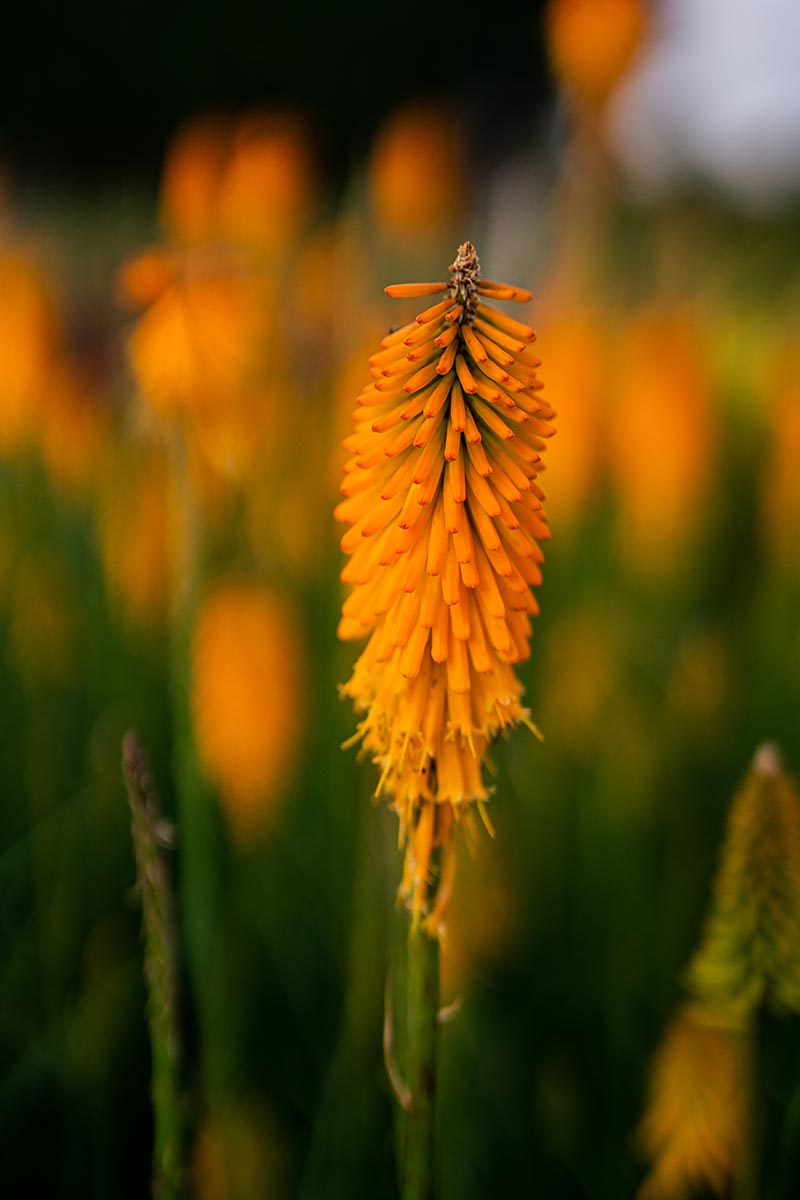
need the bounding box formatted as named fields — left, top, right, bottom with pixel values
left=0, top=0, right=551, bottom=183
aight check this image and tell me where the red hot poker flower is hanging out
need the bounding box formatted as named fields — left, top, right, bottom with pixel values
left=336, top=242, right=555, bottom=929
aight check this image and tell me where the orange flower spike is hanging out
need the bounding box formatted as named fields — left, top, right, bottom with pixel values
left=338, top=242, right=554, bottom=925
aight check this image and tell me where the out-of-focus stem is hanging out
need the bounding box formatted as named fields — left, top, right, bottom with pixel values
left=737, top=1015, right=761, bottom=1200
left=122, top=730, right=184, bottom=1199
left=168, top=431, right=231, bottom=1102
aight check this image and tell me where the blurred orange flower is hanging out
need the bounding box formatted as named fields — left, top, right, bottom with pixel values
left=537, top=312, right=604, bottom=531
left=290, top=217, right=370, bottom=352
left=545, top=0, right=645, bottom=107
left=159, top=116, right=230, bottom=247
left=216, top=112, right=316, bottom=253
left=159, top=111, right=316, bottom=254
left=117, top=247, right=178, bottom=310
left=760, top=344, right=800, bottom=574
left=192, top=581, right=304, bottom=843
left=122, top=250, right=266, bottom=421
left=158, top=111, right=315, bottom=253
left=368, top=103, right=466, bottom=235
left=37, top=362, right=110, bottom=499
left=119, top=110, right=317, bottom=479
left=609, top=311, right=715, bottom=579
left=0, top=251, right=59, bottom=455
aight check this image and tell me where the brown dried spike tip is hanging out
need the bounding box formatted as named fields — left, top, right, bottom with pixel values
left=449, top=241, right=481, bottom=319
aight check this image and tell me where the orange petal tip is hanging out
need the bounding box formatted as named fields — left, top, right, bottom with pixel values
left=385, top=282, right=448, bottom=299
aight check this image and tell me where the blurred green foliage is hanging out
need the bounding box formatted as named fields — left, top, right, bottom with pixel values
left=2, top=109, right=800, bottom=1200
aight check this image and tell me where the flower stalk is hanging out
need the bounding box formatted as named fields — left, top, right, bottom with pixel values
left=122, top=730, right=184, bottom=1199
left=402, top=897, right=441, bottom=1200
left=337, top=242, right=552, bottom=1197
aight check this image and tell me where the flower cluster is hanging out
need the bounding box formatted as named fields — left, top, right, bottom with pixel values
left=637, top=1005, right=745, bottom=1200
left=638, top=744, right=800, bottom=1197
left=336, top=242, right=554, bottom=926
left=686, top=742, right=800, bottom=1017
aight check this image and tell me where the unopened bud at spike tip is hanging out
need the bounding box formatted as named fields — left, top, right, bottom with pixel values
left=752, top=740, right=782, bottom=776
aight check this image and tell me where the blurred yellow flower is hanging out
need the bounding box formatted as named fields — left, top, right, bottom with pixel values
left=337, top=243, right=553, bottom=924
left=368, top=103, right=466, bottom=235
left=545, top=0, right=645, bottom=107
left=637, top=1004, right=745, bottom=1200
left=192, top=581, right=304, bottom=843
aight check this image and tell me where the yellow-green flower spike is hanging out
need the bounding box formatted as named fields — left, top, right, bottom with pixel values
left=686, top=743, right=800, bottom=1017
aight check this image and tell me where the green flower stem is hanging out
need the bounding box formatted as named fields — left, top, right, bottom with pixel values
left=169, top=432, right=233, bottom=1104
left=401, top=918, right=440, bottom=1200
